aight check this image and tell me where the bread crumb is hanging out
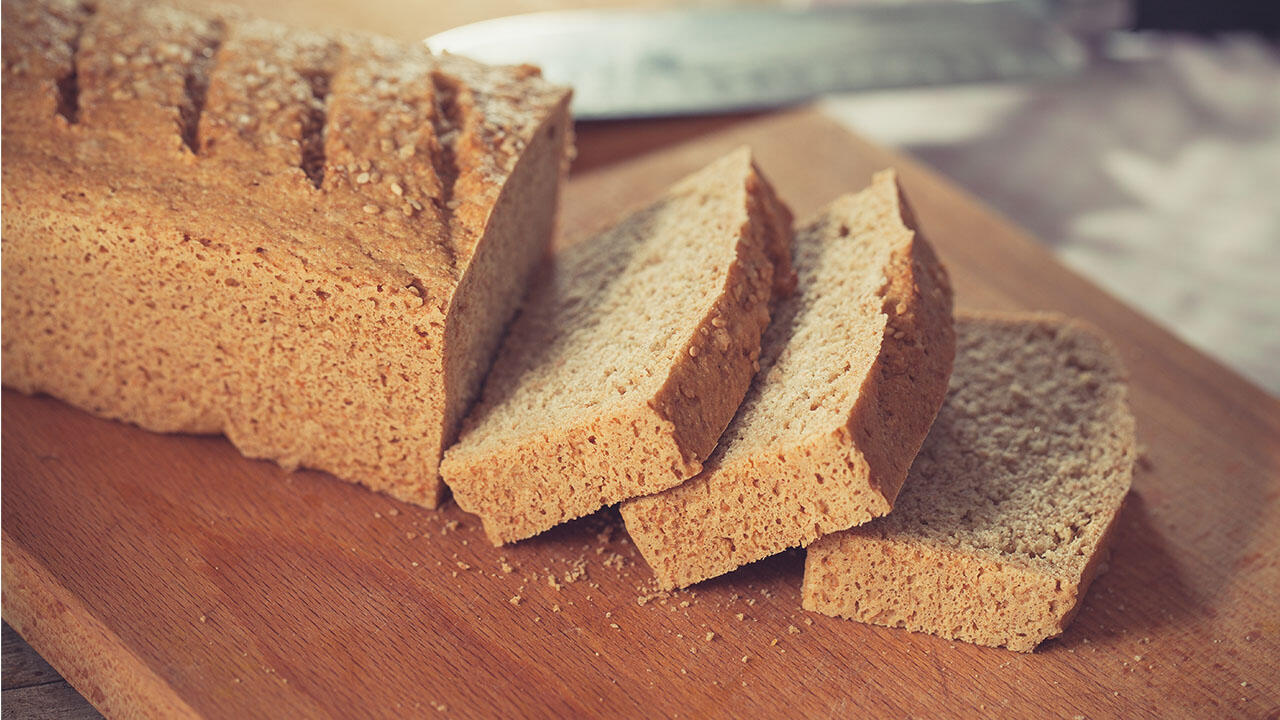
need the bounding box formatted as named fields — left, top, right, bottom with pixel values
left=735, top=613, right=745, bottom=621
left=787, top=625, right=800, bottom=634
left=562, top=560, right=588, bottom=584
left=199, top=615, right=206, bottom=623
left=509, top=595, right=522, bottom=605
left=705, top=631, right=716, bottom=642
left=741, top=655, right=750, bottom=663
left=456, top=561, right=471, bottom=571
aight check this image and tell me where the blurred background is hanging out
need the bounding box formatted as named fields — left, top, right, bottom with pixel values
left=819, top=9, right=1280, bottom=395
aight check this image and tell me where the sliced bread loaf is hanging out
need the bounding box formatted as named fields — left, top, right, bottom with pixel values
left=1, top=0, right=571, bottom=508
left=441, top=148, right=794, bottom=545
left=620, top=170, right=955, bottom=589
left=802, top=312, right=1136, bottom=652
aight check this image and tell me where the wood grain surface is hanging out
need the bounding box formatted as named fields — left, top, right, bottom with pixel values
left=3, top=109, right=1279, bottom=719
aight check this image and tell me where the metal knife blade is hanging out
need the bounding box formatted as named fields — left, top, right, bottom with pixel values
left=426, top=1, right=1087, bottom=120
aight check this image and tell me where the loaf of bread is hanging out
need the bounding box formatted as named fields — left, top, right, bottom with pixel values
left=621, top=170, right=955, bottom=589
left=0, top=0, right=572, bottom=508
left=441, top=149, right=794, bottom=545
left=803, top=312, right=1136, bottom=651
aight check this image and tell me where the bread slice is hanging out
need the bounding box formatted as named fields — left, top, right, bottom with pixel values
left=620, top=170, right=955, bottom=589
left=1, top=0, right=572, bottom=508
left=440, top=149, right=794, bottom=545
left=802, top=312, right=1136, bottom=652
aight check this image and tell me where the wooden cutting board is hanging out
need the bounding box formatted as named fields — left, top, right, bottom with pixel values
left=4, top=109, right=1279, bottom=719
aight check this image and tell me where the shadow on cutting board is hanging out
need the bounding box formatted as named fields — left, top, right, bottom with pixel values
left=1048, top=490, right=1197, bottom=652
left=571, top=113, right=768, bottom=176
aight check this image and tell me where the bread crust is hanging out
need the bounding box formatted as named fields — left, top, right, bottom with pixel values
left=621, top=170, right=956, bottom=589
left=1, top=0, right=572, bottom=507
left=802, top=312, right=1136, bottom=651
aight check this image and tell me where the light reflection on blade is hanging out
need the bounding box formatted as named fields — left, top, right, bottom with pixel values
left=426, top=1, right=1086, bottom=120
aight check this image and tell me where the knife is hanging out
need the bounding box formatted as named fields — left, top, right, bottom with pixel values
left=426, top=0, right=1092, bottom=120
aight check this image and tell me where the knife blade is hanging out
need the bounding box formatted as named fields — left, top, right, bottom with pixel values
left=426, top=1, right=1087, bottom=120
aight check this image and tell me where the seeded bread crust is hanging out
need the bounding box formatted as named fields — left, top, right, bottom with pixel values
left=441, top=149, right=795, bottom=545
left=1, top=0, right=572, bottom=507
left=621, top=170, right=955, bottom=589
left=802, top=312, right=1136, bottom=652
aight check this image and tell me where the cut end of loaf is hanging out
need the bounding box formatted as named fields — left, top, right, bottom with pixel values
left=622, top=169, right=955, bottom=589
left=442, top=148, right=794, bottom=544
left=802, top=312, right=1136, bottom=651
